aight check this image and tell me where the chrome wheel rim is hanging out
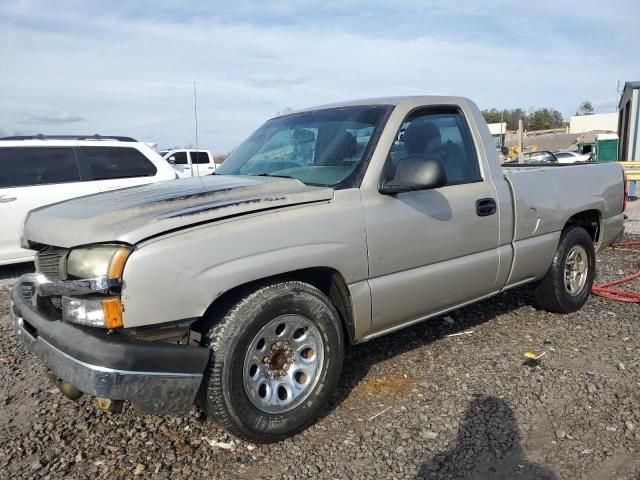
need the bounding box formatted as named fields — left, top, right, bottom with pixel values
left=243, top=314, right=324, bottom=414
left=564, top=245, right=588, bottom=296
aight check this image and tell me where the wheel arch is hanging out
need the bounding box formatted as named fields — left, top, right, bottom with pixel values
left=563, top=209, right=601, bottom=247
left=192, top=267, right=357, bottom=345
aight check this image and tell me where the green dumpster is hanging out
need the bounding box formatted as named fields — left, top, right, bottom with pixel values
left=596, top=134, right=619, bottom=162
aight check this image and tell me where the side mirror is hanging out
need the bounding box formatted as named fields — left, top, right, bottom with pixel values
left=167, top=156, right=176, bottom=165
left=380, top=156, right=447, bottom=194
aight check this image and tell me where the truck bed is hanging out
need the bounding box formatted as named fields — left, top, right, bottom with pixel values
left=501, top=162, right=625, bottom=287
left=503, top=162, right=623, bottom=237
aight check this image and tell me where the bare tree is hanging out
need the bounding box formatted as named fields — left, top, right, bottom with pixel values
left=213, top=152, right=230, bottom=165
left=576, top=100, right=594, bottom=116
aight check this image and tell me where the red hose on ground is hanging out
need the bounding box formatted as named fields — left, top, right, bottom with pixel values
left=591, top=241, right=640, bottom=303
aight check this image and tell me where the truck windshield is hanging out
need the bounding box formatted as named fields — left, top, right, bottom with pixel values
left=216, top=105, right=392, bottom=189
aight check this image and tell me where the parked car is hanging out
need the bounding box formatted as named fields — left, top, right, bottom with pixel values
left=554, top=151, right=592, bottom=163
left=11, top=97, right=625, bottom=442
left=0, top=135, right=177, bottom=265
left=505, top=150, right=559, bottom=164
left=160, top=149, right=217, bottom=177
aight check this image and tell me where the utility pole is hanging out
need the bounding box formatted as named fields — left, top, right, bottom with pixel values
left=518, top=118, right=524, bottom=162
left=500, top=110, right=505, bottom=149
left=193, top=81, right=199, bottom=178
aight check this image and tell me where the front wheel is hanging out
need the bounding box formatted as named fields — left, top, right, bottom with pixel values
left=199, top=281, right=344, bottom=442
left=535, top=226, right=596, bottom=313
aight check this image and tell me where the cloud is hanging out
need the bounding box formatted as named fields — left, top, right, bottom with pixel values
left=0, top=0, right=636, bottom=151
left=243, top=76, right=309, bottom=89
left=592, top=97, right=620, bottom=113
left=21, top=113, right=85, bottom=125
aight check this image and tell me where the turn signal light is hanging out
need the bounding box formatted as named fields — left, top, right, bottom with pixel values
left=102, top=298, right=124, bottom=329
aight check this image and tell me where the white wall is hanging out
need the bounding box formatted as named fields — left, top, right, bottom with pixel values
left=569, top=113, right=618, bottom=134
left=487, top=122, right=506, bottom=135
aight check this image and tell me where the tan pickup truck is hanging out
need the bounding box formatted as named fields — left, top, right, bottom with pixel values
left=11, top=96, right=625, bottom=441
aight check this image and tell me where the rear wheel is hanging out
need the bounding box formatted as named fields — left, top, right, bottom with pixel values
left=199, top=281, right=344, bottom=442
left=535, top=226, right=595, bottom=313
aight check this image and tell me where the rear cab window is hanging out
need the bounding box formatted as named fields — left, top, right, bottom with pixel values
left=0, top=147, right=81, bottom=188
left=190, top=152, right=211, bottom=164
left=80, top=146, right=157, bottom=179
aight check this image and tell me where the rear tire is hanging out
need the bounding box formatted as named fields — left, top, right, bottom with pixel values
left=198, top=281, right=344, bottom=443
left=535, top=226, right=595, bottom=313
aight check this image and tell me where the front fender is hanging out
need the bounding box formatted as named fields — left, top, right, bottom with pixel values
left=120, top=190, right=368, bottom=328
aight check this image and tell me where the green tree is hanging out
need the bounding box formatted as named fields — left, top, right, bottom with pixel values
left=482, top=107, right=564, bottom=131
left=528, top=108, right=565, bottom=130
left=481, top=108, right=502, bottom=124
left=481, top=108, right=524, bottom=131
left=552, top=109, right=564, bottom=127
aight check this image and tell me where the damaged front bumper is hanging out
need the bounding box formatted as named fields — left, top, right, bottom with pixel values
left=10, top=274, right=210, bottom=415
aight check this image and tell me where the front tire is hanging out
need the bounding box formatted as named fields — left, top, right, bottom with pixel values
left=199, top=281, right=344, bottom=442
left=535, top=226, right=595, bottom=313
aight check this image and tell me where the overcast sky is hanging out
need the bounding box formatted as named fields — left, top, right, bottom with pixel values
left=1, top=0, right=637, bottom=152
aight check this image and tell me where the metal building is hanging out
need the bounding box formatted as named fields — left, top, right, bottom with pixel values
left=618, top=81, right=640, bottom=161
left=569, top=113, right=618, bottom=134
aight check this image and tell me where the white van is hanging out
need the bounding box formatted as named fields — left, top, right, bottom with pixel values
left=0, top=135, right=177, bottom=265
left=160, top=149, right=217, bottom=178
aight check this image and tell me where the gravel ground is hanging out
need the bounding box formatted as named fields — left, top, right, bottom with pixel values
left=625, top=199, right=640, bottom=235
left=0, top=232, right=639, bottom=480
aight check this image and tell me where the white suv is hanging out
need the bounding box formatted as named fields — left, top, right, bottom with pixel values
left=0, top=135, right=177, bottom=265
left=159, top=149, right=217, bottom=178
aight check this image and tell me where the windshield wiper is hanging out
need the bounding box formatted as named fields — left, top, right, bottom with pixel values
left=253, top=172, right=296, bottom=180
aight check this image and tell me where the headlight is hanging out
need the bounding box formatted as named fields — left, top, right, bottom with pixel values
left=66, top=245, right=131, bottom=280
left=62, top=296, right=123, bottom=329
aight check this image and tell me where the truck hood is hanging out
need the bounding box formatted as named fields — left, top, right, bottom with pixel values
left=24, top=175, right=334, bottom=248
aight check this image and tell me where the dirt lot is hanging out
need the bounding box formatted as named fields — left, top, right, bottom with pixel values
left=0, top=230, right=639, bottom=480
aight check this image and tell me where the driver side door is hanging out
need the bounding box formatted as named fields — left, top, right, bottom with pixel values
left=363, top=108, right=501, bottom=333
left=168, top=151, right=192, bottom=178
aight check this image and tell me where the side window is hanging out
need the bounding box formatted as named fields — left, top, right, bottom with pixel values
left=0, top=147, right=81, bottom=188
left=529, top=152, right=554, bottom=163
left=190, top=152, right=210, bottom=164
left=81, top=147, right=157, bottom=179
left=168, top=152, right=188, bottom=165
left=390, top=110, right=481, bottom=185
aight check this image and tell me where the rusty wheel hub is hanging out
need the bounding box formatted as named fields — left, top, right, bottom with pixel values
left=262, top=341, right=294, bottom=379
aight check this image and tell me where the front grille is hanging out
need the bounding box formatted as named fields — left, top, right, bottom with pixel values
left=35, top=248, right=68, bottom=310
left=35, top=249, right=66, bottom=281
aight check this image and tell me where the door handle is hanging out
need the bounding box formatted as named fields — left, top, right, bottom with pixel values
left=476, top=198, right=496, bottom=216
left=0, top=195, right=17, bottom=203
